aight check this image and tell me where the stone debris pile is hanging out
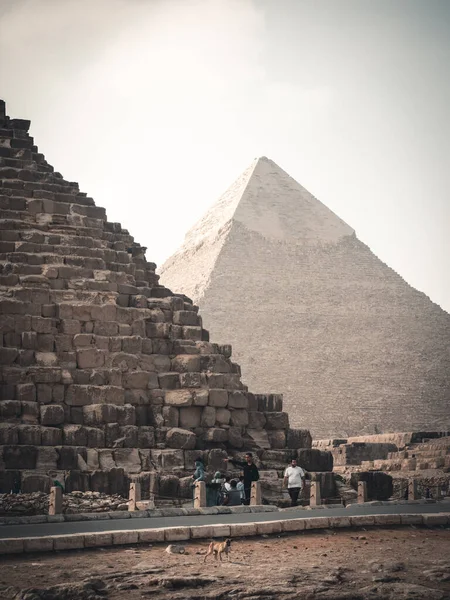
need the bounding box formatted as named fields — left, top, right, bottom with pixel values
left=0, top=100, right=329, bottom=499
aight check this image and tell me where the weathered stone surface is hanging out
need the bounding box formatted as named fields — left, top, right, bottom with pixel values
left=160, top=156, right=450, bottom=437
left=166, top=427, right=196, bottom=450
left=0, top=102, right=313, bottom=505
left=350, top=471, right=393, bottom=501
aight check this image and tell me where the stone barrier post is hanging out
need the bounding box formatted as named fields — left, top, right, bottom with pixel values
left=129, top=482, right=141, bottom=512
left=310, top=481, right=321, bottom=507
left=194, top=481, right=206, bottom=508
left=250, top=481, right=262, bottom=506
left=357, top=481, right=368, bottom=504
left=408, top=479, right=419, bottom=500
left=49, top=486, right=62, bottom=515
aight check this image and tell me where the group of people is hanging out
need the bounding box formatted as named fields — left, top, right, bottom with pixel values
left=193, top=453, right=307, bottom=507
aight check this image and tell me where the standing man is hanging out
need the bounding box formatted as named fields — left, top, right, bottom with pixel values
left=225, top=452, right=259, bottom=505
left=283, top=458, right=305, bottom=507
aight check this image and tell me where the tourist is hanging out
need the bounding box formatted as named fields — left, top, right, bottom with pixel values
left=283, top=458, right=305, bottom=507
left=224, top=476, right=232, bottom=492
left=225, top=452, right=260, bottom=505
left=192, top=457, right=205, bottom=490
left=236, top=475, right=245, bottom=503
left=224, top=479, right=242, bottom=506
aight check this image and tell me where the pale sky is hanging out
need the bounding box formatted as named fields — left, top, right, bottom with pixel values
left=1, top=0, right=449, bottom=311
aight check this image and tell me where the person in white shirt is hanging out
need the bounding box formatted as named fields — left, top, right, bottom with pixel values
left=283, top=458, right=305, bottom=507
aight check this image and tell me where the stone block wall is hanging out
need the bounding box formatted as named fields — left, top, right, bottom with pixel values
left=0, top=100, right=324, bottom=494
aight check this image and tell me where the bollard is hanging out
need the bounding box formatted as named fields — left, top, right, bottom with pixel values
left=250, top=481, right=262, bottom=506
left=357, top=481, right=368, bottom=504
left=408, top=478, right=419, bottom=500
left=128, top=482, right=141, bottom=511
left=309, top=481, right=321, bottom=507
left=194, top=480, right=206, bottom=508
left=49, top=486, right=62, bottom=515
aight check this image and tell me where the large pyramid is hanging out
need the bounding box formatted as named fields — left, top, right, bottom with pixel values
left=160, top=157, right=450, bottom=438
left=0, top=103, right=318, bottom=496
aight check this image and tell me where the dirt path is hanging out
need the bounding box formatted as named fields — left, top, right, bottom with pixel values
left=1, top=527, right=449, bottom=599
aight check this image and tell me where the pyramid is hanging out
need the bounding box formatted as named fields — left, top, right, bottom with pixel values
left=0, top=103, right=321, bottom=496
left=160, top=157, right=450, bottom=438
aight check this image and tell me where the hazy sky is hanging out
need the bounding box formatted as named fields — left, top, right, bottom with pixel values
left=1, top=0, right=449, bottom=311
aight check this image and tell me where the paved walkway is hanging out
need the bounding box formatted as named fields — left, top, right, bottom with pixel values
left=2, top=502, right=449, bottom=539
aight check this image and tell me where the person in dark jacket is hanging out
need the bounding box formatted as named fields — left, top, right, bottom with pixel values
left=225, top=452, right=259, bottom=505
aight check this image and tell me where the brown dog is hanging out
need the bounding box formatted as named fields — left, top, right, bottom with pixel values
left=203, top=538, right=231, bottom=562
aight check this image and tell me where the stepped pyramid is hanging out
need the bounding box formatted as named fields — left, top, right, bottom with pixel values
left=160, top=157, right=450, bottom=438
left=0, top=102, right=318, bottom=496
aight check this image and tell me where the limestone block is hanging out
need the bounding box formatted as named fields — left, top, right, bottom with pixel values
left=373, top=514, right=401, bottom=526
left=229, top=409, right=248, bottom=427
left=268, top=430, right=286, bottom=449
left=159, top=474, right=179, bottom=497
left=192, top=389, right=209, bottom=406
left=122, top=371, right=150, bottom=389
left=159, top=372, right=180, bottom=389
left=400, top=514, right=423, bottom=525
left=255, top=520, right=282, bottom=535
left=165, top=389, right=193, bottom=407
left=282, top=519, right=306, bottom=532
left=179, top=372, right=204, bottom=387
left=84, top=533, right=113, bottom=547
left=211, top=525, right=231, bottom=537
left=139, top=529, right=165, bottom=543
left=248, top=411, right=266, bottom=430
left=208, top=389, right=229, bottom=407
left=304, top=517, right=330, bottom=529
left=0, top=538, right=24, bottom=554
left=112, top=531, right=139, bottom=545
left=320, top=516, right=348, bottom=529
left=165, top=526, right=191, bottom=541
left=204, top=428, right=228, bottom=443
left=228, top=391, right=248, bottom=409
left=77, top=348, right=105, bottom=368
left=200, top=354, right=230, bottom=373
left=261, top=450, right=294, bottom=469
left=86, top=448, right=99, bottom=470
left=35, top=352, right=58, bottom=367
left=63, top=425, right=87, bottom=446
left=138, top=426, right=155, bottom=448
left=116, top=404, right=136, bottom=426
left=191, top=525, right=214, bottom=538
left=423, top=514, right=448, bottom=526
left=54, top=534, right=85, bottom=550
left=171, top=355, right=201, bottom=373
left=163, top=405, right=179, bottom=427
left=114, top=448, right=141, bottom=473
left=166, top=427, right=196, bottom=449
left=215, top=407, right=231, bottom=425
left=229, top=523, right=257, bottom=537
left=40, top=404, right=64, bottom=425
left=265, top=412, right=289, bottom=430
left=86, top=426, right=105, bottom=447
left=16, top=383, right=36, bottom=402
left=0, top=423, right=18, bottom=445
left=247, top=429, right=270, bottom=449
left=36, top=447, right=58, bottom=470
left=152, top=449, right=185, bottom=471
left=179, top=406, right=202, bottom=428
left=83, top=403, right=117, bottom=426
left=0, top=400, right=21, bottom=420
left=201, top=406, right=216, bottom=427
left=297, top=449, right=333, bottom=472
left=41, top=426, right=62, bottom=446
left=21, top=472, right=51, bottom=493
left=228, top=427, right=244, bottom=449
left=24, top=537, right=54, bottom=552
left=286, top=429, right=312, bottom=449
left=17, top=425, right=41, bottom=446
